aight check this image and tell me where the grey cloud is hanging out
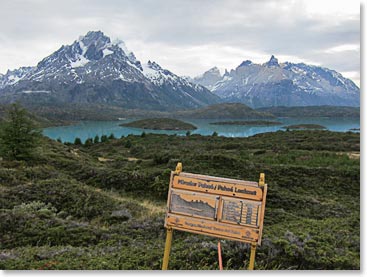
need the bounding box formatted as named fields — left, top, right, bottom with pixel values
left=0, top=0, right=360, bottom=85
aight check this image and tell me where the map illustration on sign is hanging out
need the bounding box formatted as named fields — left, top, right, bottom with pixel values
left=170, top=191, right=217, bottom=219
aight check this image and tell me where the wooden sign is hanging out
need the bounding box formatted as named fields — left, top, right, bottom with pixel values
left=164, top=168, right=268, bottom=245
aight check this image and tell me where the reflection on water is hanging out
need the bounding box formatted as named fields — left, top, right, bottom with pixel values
left=43, top=117, right=360, bottom=143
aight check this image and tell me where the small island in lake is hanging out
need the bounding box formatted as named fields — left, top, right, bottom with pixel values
left=282, top=124, right=327, bottom=130
left=120, top=118, right=197, bottom=130
left=210, top=120, right=282, bottom=126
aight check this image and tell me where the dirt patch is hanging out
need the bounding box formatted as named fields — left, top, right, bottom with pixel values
left=98, top=157, right=114, bottom=162
left=337, top=152, right=360, bottom=160
left=347, top=152, right=360, bottom=160
left=127, top=157, right=139, bottom=162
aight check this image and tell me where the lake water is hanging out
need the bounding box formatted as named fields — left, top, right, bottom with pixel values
left=42, top=117, right=360, bottom=143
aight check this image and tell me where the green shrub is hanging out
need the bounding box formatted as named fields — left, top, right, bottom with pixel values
left=1, top=178, right=119, bottom=220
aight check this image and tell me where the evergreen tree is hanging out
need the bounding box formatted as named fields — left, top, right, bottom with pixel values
left=74, top=137, right=82, bottom=145
left=0, top=103, right=41, bottom=160
left=108, top=133, right=115, bottom=140
left=84, top=138, right=93, bottom=146
left=94, top=135, right=100, bottom=143
left=101, top=135, right=108, bottom=143
left=212, top=131, right=218, bottom=137
left=124, top=140, right=132, bottom=148
left=141, top=131, right=146, bottom=138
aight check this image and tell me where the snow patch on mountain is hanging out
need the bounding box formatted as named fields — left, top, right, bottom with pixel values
left=70, top=56, right=90, bottom=68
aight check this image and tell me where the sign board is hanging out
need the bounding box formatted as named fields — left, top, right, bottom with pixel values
left=164, top=171, right=267, bottom=245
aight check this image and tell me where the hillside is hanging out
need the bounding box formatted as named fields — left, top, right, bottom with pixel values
left=10, top=102, right=273, bottom=123
left=0, top=104, right=70, bottom=127
left=256, top=106, right=360, bottom=118
left=176, top=103, right=274, bottom=119
left=282, top=124, right=326, bottom=130
left=210, top=120, right=281, bottom=126
left=0, top=131, right=360, bottom=269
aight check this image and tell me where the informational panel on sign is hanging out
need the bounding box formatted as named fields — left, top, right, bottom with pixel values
left=164, top=171, right=268, bottom=245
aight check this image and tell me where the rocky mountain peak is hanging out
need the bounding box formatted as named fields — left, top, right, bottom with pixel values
left=0, top=30, right=220, bottom=110
left=207, top=67, right=220, bottom=74
left=146, top=60, right=163, bottom=71
left=193, top=56, right=359, bottom=107
left=265, top=55, right=279, bottom=67
left=79, top=31, right=111, bottom=50
left=238, top=60, right=253, bottom=67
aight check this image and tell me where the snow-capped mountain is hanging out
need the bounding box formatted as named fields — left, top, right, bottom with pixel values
left=0, top=31, right=220, bottom=110
left=193, top=67, right=222, bottom=91
left=0, top=67, right=33, bottom=89
left=192, top=55, right=360, bottom=108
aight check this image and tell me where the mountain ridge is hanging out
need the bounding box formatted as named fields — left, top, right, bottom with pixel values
left=0, top=31, right=220, bottom=110
left=193, top=56, right=360, bottom=108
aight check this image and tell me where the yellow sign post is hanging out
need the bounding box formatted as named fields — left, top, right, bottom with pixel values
left=162, top=163, right=268, bottom=270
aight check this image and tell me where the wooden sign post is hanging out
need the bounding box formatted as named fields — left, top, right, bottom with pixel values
left=162, top=163, right=268, bottom=270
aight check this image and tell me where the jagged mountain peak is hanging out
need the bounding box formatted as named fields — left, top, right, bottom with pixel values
left=193, top=66, right=223, bottom=90
left=35, top=31, right=140, bottom=71
left=146, top=60, right=163, bottom=71
left=238, top=60, right=253, bottom=67
left=264, top=55, right=279, bottom=67
left=0, top=30, right=220, bottom=110
left=192, top=56, right=359, bottom=107
left=207, top=67, right=220, bottom=74
left=78, top=30, right=111, bottom=50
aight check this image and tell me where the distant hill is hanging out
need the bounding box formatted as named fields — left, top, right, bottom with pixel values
left=0, top=104, right=66, bottom=127
left=257, top=106, right=360, bottom=118
left=176, top=103, right=275, bottom=119
left=120, top=118, right=197, bottom=130
left=210, top=120, right=282, bottom=126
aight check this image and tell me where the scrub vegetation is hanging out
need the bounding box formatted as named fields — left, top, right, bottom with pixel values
left=0, top=107, right=360, bottom=270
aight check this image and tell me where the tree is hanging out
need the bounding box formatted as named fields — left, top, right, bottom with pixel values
left=124, top=140, right=132, bottom=148
left=108, top=133, right=115, bottom=140
left=212, top=131, right=218, bottom=137
left=0, top=103, right=41, bottom=160
left=94, top=135, right=100, bottom=143
left=84, top=138, right=93, bottom=146
left=74, top=137, right=82, bottom=145
left=101, top=135, right=108, bottom=143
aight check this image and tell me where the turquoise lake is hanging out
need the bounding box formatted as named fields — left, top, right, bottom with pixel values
left=43, top=117, right=360, bottom=143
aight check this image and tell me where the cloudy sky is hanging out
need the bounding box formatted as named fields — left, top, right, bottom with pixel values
left=0, top=0, right=361, bottom=86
